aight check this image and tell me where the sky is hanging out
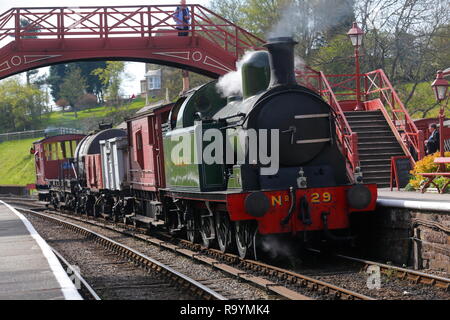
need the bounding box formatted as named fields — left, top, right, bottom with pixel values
left=0, top=0, right=211, bottom=97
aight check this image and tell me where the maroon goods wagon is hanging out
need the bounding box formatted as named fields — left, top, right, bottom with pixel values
left=32, top=134, right=85, bottom=201
left=126, top=103, right=172, bottom=224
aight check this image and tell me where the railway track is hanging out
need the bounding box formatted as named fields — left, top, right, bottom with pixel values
left=50, top=246, right=101, bottom=300
left=12, top=204, right=372, bottom=300
left=17, top=207, right=227, bottom=300
left=6, top=198, right=450, bottom=300
left=324, top=251, right=450, bottom=291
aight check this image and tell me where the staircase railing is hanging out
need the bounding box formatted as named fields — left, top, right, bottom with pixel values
left=296, top=69, right=360, bottom=181
left=319, top=72, right=359, bottom=180
left=300, top=68, right=425, bottom=163
left=364, top=69, right=424, bottom=160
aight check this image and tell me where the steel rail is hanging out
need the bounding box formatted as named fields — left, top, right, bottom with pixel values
left=15, top=203, right=375, bottom=300
left=9, top=198, right=449, bottom=296
left=14, top=206, right=313, bottom=300
left=181, top=242, right=374, bottom=301
left=308, top=249, right=450, bottom=292
left=16, top=207, right=227, bottom=301
left=50, top=246, right=101, bottom=300
left=336, top=253, right=450, bottom=291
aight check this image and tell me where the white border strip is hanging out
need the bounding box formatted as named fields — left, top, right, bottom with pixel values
left=377, top=198, right=450, bottom=213
left=0, top=201, right=82, bottom=300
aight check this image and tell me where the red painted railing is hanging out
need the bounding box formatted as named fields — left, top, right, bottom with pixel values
left=296, top=69, right=359, bottom=180
left=318, top=72, right=359, bottom=180
left=0, top=5, right=265, bottom=59
left=304, top=69, right=425, bottom=163
left=319, top=72, right=359, bottom=179
left=364, top=69, right=424, bottom=160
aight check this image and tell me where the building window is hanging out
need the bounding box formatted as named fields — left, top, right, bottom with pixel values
left=146, top=69, right=162, bottom=91
left=148, top=75, right=161, bottom=90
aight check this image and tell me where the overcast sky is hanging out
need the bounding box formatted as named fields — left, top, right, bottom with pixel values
left=0, top=0, right=211, bottom=96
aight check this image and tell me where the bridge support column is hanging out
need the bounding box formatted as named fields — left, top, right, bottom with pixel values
left=182, top=70, right=190, bottom=94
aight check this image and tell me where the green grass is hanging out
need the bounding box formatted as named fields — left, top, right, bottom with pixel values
left=0, top=137, right=42, bottom=186
left=44, top=97, right=148, bottom=128
left=0, top=98, right=154, bottom=186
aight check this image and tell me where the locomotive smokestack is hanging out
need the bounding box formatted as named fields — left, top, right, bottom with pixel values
left=264, top=37, right=298, bottom=87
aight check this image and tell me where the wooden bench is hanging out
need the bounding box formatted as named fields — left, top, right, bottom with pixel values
left=419, top=157, right=450, bottom=194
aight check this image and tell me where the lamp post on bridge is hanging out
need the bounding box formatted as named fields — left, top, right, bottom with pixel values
left=347, top=22, right=364, bottom=111
left=431, top=70, right=449, bottom=160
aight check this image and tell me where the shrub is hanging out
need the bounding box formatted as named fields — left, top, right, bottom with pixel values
left=409, top=152, right=450, bottom=190
left=78, top=94, right=98, bottom=110
left=56, top=98, right=69, bottom=111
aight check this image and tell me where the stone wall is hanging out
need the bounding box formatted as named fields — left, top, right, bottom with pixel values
left=351, top=208, right=450, bottom=275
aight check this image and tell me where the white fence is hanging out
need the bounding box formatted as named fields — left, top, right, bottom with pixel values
left=0, top=128, right=83, bottom=143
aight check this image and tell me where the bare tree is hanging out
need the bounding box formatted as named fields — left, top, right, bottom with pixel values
left=356, top=0, right=449, bottom=110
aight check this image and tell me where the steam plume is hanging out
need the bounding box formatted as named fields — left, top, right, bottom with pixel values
left=216, top=51, right=256, bottom=98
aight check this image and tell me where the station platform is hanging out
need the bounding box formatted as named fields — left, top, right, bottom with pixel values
left=377, top=188, right=450, bottom=212
left=0, top=200, right=82, bottom=300
left=379, top=188, right=450, bottom=201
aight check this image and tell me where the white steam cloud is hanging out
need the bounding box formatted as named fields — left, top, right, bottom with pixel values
left=217, top=1, right=352, bottom=97
left=268, top=0, right=355, bottom=40
left=216, top=51, right=256, bottom=98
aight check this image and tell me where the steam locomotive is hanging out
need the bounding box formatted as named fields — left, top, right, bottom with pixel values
left=32, top=37, right=377, bottom=258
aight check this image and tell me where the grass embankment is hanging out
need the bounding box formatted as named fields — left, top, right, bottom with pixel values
left=44, top=97, right=148, bottom=129
left=0, top=137, right=41, bottom=186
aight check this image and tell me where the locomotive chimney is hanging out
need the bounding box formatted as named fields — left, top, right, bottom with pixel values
left=264, top=37, right=298, bottom=87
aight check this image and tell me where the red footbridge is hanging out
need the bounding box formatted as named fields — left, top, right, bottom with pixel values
left=0, top=4, right=429, bottom=187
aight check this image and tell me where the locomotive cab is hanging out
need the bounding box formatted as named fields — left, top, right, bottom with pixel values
left=163, top=81, right=229, bottom=192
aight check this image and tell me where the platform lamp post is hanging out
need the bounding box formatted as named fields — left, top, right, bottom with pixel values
left=347, top=22, right=365, bottom=111
left=431, top=70, right=449, bottom=160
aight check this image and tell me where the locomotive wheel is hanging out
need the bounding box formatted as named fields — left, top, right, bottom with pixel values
left=215, top=212, right=234, bottom=253
left=235, top=221, right=256, bottom=259
left=186, top=212, right=200, bottom=243
left=199, top=213, right=215, bottom=248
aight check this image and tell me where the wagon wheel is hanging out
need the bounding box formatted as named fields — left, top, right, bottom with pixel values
left=93, top=196, right=105, bottom=218
left=199, top=212, right=215, bottom=248
left=112, top=199, right=121, bottom=223
left=215, top=212, right=234, bottom=253
left=235, top=221, right=256, bottom=259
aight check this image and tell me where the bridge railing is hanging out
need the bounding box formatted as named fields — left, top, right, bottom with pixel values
left=0, top=5, right=265, bottom=59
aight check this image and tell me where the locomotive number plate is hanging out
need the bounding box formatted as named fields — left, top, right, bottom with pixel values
left=311, top=192, right=333, bottom=204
